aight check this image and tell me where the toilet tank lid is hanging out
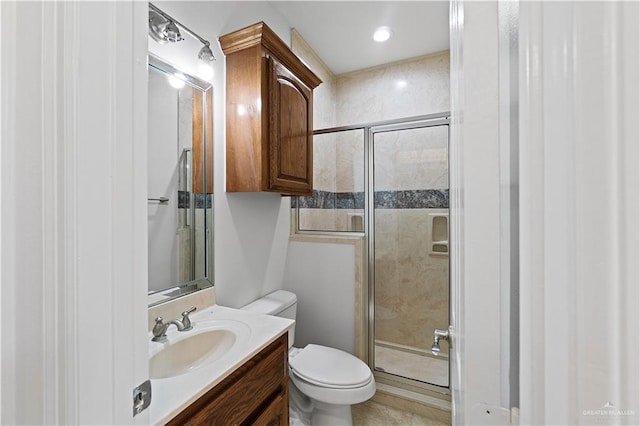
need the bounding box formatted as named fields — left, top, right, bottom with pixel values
left=241, top=290, right=297, bottom=315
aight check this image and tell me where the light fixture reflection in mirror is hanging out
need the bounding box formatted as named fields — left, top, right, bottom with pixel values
left=147, top=54, right=214, bottom=307
left=168, top=73, right=186, bottom=89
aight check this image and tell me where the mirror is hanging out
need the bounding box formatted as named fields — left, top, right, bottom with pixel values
left=147, top=54, right=214, bottom=307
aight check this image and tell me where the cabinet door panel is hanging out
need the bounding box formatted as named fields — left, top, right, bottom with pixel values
left=251, top=394, right=288, bottom=426
left=268, top=57, right=313, bottom=194
left=278, top=80, right=308, bottom=179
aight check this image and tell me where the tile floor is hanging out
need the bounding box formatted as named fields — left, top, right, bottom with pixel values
left=352, top=400, right=450, bottom=426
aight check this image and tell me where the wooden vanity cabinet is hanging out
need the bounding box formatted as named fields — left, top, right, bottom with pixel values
left=166, top=333, right=289, bottom=426
left=219, top=22, right=322, bottom=196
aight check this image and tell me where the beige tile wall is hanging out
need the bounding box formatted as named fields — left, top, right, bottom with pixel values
left=291, top=29, right=336, bottom=130
left=298, top=208, right=364, bottom=232
left=336, top=51, right=450, bottom=126
left=374, top=208, right=449, bottom=354
left=373, top=125, right=449, bottom=192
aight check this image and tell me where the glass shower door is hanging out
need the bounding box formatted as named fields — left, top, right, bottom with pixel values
left=371, top=123, right=450, bottom=388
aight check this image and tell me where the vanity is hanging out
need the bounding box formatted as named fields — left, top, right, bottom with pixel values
left=149, top=305, right=293, bottom=425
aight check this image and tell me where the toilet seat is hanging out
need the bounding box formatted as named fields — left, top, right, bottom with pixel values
left=290, top=368, right=376, bottom=406
left=289, top=344, right=373, bottom=389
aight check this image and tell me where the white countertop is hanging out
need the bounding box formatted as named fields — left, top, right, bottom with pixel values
left=148, top=305, right=294, bottom=425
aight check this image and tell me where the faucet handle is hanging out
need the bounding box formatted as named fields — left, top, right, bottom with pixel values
left=152, top=317, right=168, bottom=341
left=181, top=307, right=196, bottom=330
left=431, top=327, right=451, bottom=356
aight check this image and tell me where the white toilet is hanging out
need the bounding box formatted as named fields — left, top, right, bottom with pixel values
left=242, top=290, right=375, bottom=426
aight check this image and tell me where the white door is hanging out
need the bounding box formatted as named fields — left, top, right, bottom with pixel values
left=1, top=2, right=150, bottom=424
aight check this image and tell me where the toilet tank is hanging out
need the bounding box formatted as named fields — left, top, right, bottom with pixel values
left=241, top=290, right=297, bottom=347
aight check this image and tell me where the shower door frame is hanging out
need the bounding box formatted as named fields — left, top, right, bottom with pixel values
left=367, top=113, right=451, bottom=398
left=299, top=112, right=452, bottom=399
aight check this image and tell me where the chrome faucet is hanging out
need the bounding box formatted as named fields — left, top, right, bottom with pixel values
left=151, top=307, right=197, bottom=342
left=431, top=327, right=451, bottom=356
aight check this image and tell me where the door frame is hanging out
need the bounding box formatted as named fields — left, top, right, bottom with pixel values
left=366, top=115, right=451, bottom=397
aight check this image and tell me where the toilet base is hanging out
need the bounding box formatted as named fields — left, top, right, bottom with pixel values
left=311, top=401, right=353, bottom=426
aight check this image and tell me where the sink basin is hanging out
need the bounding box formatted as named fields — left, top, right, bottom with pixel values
left=150, top=326, right=239, bottom=379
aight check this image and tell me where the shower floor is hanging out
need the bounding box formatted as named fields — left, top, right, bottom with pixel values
left=375, top=345, right=449, bottom=387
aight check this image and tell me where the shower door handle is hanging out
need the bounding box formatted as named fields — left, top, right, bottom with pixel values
left=431, top=326, right=452, bottom=356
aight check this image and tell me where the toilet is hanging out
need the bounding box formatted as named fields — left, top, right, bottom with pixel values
left=242, top=290, right=375, bottom=426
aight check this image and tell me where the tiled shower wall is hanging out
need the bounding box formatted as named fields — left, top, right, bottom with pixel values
left=292, top=34, right=451, bottom=355
left=374, top=208, right=449, bottom=354
left=335, top=51, right=450, bottom=126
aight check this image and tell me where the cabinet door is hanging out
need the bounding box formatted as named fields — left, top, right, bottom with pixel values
left=267, top=56, right=313, bottom=195
left=252, top=394, right=288, bottom=426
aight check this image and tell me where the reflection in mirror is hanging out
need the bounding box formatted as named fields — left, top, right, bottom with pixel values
left=147, top=54, right=214, bottom=307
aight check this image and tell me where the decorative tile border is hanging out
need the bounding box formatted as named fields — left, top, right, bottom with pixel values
left=375, top=189, right=448, bottom=209
left=177, top=191, right=213, bottom=209
left=178, top=190, right=189, bottom=208
left=194, top=193, right=213, bottom=209
left=293, top=189, right=448, bottom=209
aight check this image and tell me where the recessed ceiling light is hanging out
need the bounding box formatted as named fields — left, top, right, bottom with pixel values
left=373, top=26, right=392, bottom=42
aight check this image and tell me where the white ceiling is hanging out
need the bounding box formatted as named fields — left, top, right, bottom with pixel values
left=270, top=1, right=450, bottom=75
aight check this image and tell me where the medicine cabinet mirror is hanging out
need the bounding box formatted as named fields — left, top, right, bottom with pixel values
left=147, top=54, right=214, bottom=307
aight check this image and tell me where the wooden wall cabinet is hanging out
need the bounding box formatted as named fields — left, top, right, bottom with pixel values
left=167, top=333, right=289, bottom=426
left=219, top=22, right=322, bottom=196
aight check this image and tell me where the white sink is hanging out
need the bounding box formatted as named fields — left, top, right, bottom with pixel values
left=149, top=320, right=250, bottom=380
left=148, top=306, right=294, bottom=425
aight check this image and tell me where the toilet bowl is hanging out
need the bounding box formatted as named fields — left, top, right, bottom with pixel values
left=242, top=290, right=375, bottom=425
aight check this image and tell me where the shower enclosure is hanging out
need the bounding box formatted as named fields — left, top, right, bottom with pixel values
left=296, top=113, right=450, bottom=395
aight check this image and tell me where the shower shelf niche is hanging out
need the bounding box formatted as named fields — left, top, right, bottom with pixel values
left=429, top=213, right=449, bottom=256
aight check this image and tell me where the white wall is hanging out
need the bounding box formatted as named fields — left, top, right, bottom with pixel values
left=148, top=1, right=296, bottom=308
left=283, top=241, right=356, bottom=352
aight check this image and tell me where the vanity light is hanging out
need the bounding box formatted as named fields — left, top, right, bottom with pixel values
left=198, top=44, right=215, bottom=63
left=149, top=3, right=216, bottom=77
left=168, top=73, right=186, bottom=89
left=163, top=20, right=183, bottom=43
left=373, top=26, right=392, bottom=42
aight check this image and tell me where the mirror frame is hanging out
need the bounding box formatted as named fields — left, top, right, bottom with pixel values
left=147, top=53, right=214, bottom=307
